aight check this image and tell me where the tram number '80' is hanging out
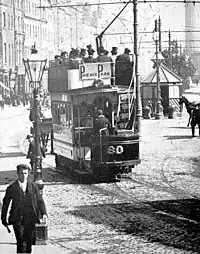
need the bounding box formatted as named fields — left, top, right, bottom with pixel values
left=107, top=145, right=124, bottom=155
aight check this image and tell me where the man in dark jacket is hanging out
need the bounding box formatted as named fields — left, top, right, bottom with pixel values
left=1, top=164, right=47, bottom=253
left=115, top=48, right=133, bottom=86
left=97, top=47, right=112, bottom=62
left=84, top=45, right=96, bottom=63
left=93, top=109, right=111, bottom=136
left=26, top=135, right=46, bottom=173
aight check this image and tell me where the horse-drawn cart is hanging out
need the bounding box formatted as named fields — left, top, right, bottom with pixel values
left=30, top=106, right=53, bottom=153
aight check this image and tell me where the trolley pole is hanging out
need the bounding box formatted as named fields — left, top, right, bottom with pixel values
left=133, top=0, right=142, bottom=133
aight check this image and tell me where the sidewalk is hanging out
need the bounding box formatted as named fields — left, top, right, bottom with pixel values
left=0, top=186, right=67, bottom=254
left=0, top=223, right=67, bottom=254
left=0, top=104, right=29, bottom=119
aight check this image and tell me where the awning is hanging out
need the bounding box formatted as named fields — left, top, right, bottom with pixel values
left=0, top=81, right=10, bottom=91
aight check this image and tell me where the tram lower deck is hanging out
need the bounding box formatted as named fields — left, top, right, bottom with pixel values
left=51, top=86, right=140, bottom=183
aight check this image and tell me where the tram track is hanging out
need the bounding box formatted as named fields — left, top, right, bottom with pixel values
left=117, top=155, right=200, bottom=201
left=111, top=155, right=200, bottom=226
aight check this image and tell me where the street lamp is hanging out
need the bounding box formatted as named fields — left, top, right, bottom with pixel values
left=23, top=44, right=47, bottom=192
left=152, top=22, right=164, bottom=120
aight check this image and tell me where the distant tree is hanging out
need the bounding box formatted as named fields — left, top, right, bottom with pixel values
left=161, top=40, right=197, bottom=81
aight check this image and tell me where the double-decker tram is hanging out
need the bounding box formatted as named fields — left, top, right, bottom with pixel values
left=48, top=58, right=141, bottom=182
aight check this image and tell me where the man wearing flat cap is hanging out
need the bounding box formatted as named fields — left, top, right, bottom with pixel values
left=1, top=164, right=47, bottom=253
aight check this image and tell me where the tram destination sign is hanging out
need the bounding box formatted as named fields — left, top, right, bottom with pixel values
left=79, top=63, right=111, bottom=80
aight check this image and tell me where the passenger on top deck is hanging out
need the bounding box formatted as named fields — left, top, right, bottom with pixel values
left=84, top=44, right=96, bottom=63
left=54, top=55, right=61, bottom=65
left=115, top=48, right=133, bottom=86
left=60, top=51, right=68, bottom=63
left=96, top=47, right=112, bottom=63
left=80, top=48, right=87, bottom=62
left=110, top=47, right=118, bottom=64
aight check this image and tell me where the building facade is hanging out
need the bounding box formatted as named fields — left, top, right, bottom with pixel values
left=0, top=0, right=127, bottom=99
left=0, top=0, right=25, bottom=103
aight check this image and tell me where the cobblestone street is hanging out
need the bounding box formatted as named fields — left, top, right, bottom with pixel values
left=1, top=107, right=200, bottom=253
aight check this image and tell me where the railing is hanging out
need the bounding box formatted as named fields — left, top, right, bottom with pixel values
left=99, top=127, right=107, bottom=163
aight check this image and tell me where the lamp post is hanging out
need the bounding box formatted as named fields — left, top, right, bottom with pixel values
left=23, top=44, right=47, bottom=192
left=152, top=21, right=164, bottom=120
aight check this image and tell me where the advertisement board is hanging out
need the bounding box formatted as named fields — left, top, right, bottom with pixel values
left=79, top=63, right=111, bottom=80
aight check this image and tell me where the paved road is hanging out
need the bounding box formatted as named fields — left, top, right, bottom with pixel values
left=0, top=106, right=200, bottom=253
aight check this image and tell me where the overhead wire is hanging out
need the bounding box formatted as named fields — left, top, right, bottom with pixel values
left=38, top=1, right=200, bottom=8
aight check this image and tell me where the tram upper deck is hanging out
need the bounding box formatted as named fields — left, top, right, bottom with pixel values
left=48, top=58, right=134, bottom=93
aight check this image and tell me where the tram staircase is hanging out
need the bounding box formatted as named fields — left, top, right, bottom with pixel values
left=117, top=92, right=135, bottom=130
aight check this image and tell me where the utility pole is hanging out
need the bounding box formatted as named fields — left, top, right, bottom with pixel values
left=154, top=19, right=162, bottom=120
left=168, top=30, right=172, bottom=69
left=56, top=0, right=60, bottom=53
left=158, top=16, right=162, bottom=52
left=133, top=0, right=142, bottom=133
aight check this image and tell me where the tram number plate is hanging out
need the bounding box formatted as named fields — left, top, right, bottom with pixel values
left=107, top=145, right=124, bottom=155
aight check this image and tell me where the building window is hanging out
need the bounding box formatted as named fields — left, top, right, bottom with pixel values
left=16, top=49, right=19, bottom=65
left=27, top=24, right=29, bottom=38
left=19, top=42, right=21, bottom=65
left=3, top=12, right=6, bottom=28
left=12, top=44, right=14, bottom=66
left=9, top=44, right=11, bottom=67
left=4, top=43, right=7, bottom=63
left=28, top=1, right=30, bottom=14
left=11, top=15, right=13, bottom=29
left=18, top=16, right=20, bottom=30
left=21, top=17, right=23, bottom=31
left=8, top=14, right=10, bottom=29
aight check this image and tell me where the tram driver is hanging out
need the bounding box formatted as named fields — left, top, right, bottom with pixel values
left=93, top=109, right=111, bottom=136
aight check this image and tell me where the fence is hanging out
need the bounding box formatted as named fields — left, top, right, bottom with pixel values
left=142, top=97, right=181, bottom=115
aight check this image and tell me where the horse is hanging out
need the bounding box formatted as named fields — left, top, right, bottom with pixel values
left=190, top=105, right=200, bottom=137
left=179, top=96, right=193, bottom=127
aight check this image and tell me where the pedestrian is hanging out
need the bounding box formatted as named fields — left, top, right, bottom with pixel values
left=26, top=135, right=46, bottom=173
left=1, top=164, right=48, bottom=254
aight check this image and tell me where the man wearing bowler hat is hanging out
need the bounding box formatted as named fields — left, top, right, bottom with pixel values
left=1, top=164, right=47, bottom=253
left=84, top=45, right=96, bottom=63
